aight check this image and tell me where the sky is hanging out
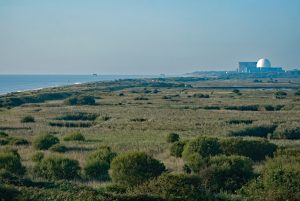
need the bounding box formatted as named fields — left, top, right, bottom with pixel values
left=0, top=0, right=300, bottom=75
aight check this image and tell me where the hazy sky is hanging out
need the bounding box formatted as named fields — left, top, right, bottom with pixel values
left=1, top=0, right=300, bottom=74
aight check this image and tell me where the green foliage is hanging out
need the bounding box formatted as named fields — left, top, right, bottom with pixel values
left=0, top=184, right=21, bottom=201
left=274, top=91, right=287, bottom=99
left=63, top=132, right=85, bottom=141
left=21, top=115, right=35, bottom=123
left=170, top=141, right=185, bottom=157
left=273, top=123, right=300, bottom=139
left=193, top=93, right=209, bottom=98
left=227, top=124, right=277, bottom=138
left=49, top=144, right=67, bottom=153
left=134, top=96, right=149, bottom=100
left=182, top=137, right=222, bottom=160
left=264, top=105, right=285, bottom=111
left=0, top=149, right=25, bottom=176
left=224, top=105, right=259, bottom=111
left=110, top=152, right=166, bottom=187
left=226, top=119, right=253, bottom=124
left=240, top=154, right=300, bottom=201
left=8, top=137, right=30, bottom=145
left=220, top=138, right=277, bottom=161
left=33, top=134, right=59, bottom=150
left=0, top=131, right=8, bottom=137
left=31, top=152, right=44, bottom=162
left=48, top=121, right=92, bottom=128
left=202, top=155, right=254, bottom=193
left=34, top=156, right=80, bottom=180
left=166, top=132, right=180, bottom=143
left=84, top=146, right=117, bottom=180
left=232, top=89, right=240, bottom=94
left=65, top=95, right=96, bottom=105
left=84, top=159, right=110, bottom=181
left=294, top=90, right=300, bottom=96
left=55, top=112, right=98, bottom=121
left=134, top=173, right=212, bottom=201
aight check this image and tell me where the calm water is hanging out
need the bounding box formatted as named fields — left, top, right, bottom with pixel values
left=0, top=75, right=158, bottom=95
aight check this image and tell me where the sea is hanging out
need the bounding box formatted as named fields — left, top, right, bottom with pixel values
left=0, top=74, right=159, bottom=95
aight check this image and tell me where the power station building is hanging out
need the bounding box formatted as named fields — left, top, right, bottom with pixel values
left=238, top=58, right=284, bottom=73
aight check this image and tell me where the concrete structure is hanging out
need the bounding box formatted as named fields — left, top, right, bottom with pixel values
left=238, top=58, right=284, bottom=73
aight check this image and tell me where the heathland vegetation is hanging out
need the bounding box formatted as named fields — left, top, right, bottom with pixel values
left=0, top=77, right=300, bottom=200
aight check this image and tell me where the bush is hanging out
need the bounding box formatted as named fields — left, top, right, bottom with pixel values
left=273, top=123, right=300, bottom=139
left=274, top=91, right=287, bottom=99
left=21, top=115, right=35, bottom=123
left=166, top=133, right=180, bottom=143
left=110, top=152, right=166, bottom=187
left=49, top=144, right=67, bottom=153
left=63, top=132, right=85, bottom=141
left=55, top=112, right=98, bottom=121
left=193, top=93, right=209, bottom=98
left=227, top=124, right=277, bottom=138
left=31, top=152, right=44, bottom=162
left=264, top=105, right=285, bottom=111
left=220, top=138, right=277, bottom=161
left=239, top=154, right=300, bottom=200
left=0, top=131, right=8, bottom=137
left=294, top=90, right=300, bottom=96
left=170, top=141, right=186, bottom=157
left=48, top=121, right=92, bottom=128
left=84, top=146, right=117, bottom=180
left=224, top=105, right=259, bottom=111
left=201, top=155, right=254, bottom=193
left=8, top=137, right=30, bottom=145
left=226, top=119, right=253, bottom=124
left=33, top=134, right=59, bottom=150
left=134, top=173, right=212, bottom=201
left=182, top=137, right=222, bottom=160
left=0, top=184, right=21, bottom=201
left=34, top=156, right=80, bottom=180
left=0, top=149, right=25, bottom=176
left=65, top=95, right=96, bottom=105
left=84, top=159, right=110, bottom=181
left=134, top=96, right=149, bottom=100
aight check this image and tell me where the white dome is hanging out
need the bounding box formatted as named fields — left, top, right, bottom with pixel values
left=257, top=58, right=271, bottom=68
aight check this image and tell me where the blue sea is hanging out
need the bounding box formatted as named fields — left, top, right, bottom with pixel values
left=0, top=75, right=158, bottom=95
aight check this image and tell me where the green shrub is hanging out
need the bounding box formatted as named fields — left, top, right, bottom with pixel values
left=264, top=105, right=285, bottom=111
left=166, top=133, right=180, bottom=143
left=48, top=121, right=92, bottom=127
left=240, top=154, right=300, bottom=201
left=134, top=96, right=149, bottom=100
left=49, top=144, right=67, bottom=153
left=182, top=137, right=222, bottom=160
left=193, top=93, right=209, bottom=98
left=33, top=134, right=59, bottom=150
left=63, top=132, right=85, bottom=141
left=202, top=155, right=254, bottom=193
left=294, top=90, right=300, bottom=96
left=21, top=115, right=35, bottom=123
left=134, top=173, right=212, bottom=201
left=65, top=95, right=96, bottom=105
left=227, top=124, right=277, bottom=138
left=84, top=159, right=110, bottom=181
left=224, top=105, right=259, bottom=111
left=34, top=156, right=80, bottom=180
left=0, top=184, right=21, bottom=201
left=110, top=152, right=166, bottom=187
left=232, top=89, right=240, bottom=94
left=55, top=112, right=98, bottom=121
left=0, top=131, right=8, bottom=137
left=274, top=91, right=287, bottom=99
left=273, top=123, right=300, bottom=139
left=170, top=141, right=186, bottom=157
left=226, top=119, right=253, bottom=124
left=0, top=138, right=9, bottom=145
left=31, top=152, right=44, bottom=162
left=84, top=146, right=117, bottom=180
left=8, top=137, right=30, bottom=145
left=220, top=138, right=277, bottom=161
left=0, top=149, right=25, bottom=176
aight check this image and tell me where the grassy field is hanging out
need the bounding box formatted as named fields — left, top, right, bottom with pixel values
left=1, top=77, right=300, bottom=200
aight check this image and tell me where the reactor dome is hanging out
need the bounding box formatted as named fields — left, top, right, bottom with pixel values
left=257, top=58, right=271, bottom=68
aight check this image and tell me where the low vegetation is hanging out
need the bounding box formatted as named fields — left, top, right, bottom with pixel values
left=63, top=132, right=85, bottom=141
left=33, top=134, right=59, bottom=150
